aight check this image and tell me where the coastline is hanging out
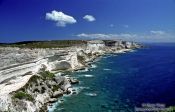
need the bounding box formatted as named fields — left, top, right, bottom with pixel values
left=0, top=40, right=141, bottom=112
left=48, top=49, right=135, bottom=111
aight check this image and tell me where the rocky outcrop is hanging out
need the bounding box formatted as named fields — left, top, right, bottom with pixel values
left=1, top=71, right=76, bottom=112
left=53, top=61, right=72, bottom=70
left=52, top=90, right=63, bottom=98
left=0, top=40, right=141, bottom=112
left=69, top=77, right=79, bottom=84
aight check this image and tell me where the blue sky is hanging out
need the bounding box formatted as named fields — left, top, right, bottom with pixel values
left=0, top=0, right=175, bottom=43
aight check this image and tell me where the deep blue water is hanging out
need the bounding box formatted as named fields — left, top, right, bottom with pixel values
left=51, top=43, right=175, bottom=112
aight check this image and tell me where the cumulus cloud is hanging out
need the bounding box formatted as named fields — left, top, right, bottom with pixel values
left=46, top=10, right=77, bottom=27
left=83, top=15, right=96, bottom=22
left=150, top=30, right=165, bottom=35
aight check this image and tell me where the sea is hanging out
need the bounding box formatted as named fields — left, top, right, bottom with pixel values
left=49, top=43, right=175, bottom=112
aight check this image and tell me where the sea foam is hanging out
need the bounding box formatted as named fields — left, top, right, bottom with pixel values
left=84, top=74, right=94, bottom=78
left=91, top=64, right=97, bottom=68
left=103, top=68, right=111, bottom=71
left=84, top=92, right=97, bottom=97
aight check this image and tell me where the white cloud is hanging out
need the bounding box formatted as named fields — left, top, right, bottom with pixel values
left=135, top=31, right=174, bottom=42
left=150, top=30, right=165, bottom=35
left=76, top=31, right=175, bottom=42
left=110, top=24, right=114, bottom=27
left=83, top=15, right=96, bottom=22
left=77, top=33, right=113, bottom=39
left=123, top=25, right=129, bottom=28
left=46, top=10, right=77, bottom=27
left=76, top=33, right=137, bottom=40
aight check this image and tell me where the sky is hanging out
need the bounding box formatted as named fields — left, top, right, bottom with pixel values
left=0, top=0, right=175, bottom=43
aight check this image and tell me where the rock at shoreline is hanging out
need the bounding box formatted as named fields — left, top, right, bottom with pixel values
left=52, top=90, right=63, bottom=98
left=54, top=76, right=65, bottom=84
left=69, top=78, right=79, bottom=84
left=48, top=98, right=57, bottom=103
left=60, top=78, right=71, bottom=91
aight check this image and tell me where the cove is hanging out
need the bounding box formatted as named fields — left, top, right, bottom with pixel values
left=51, top=43, right=175, bottom=112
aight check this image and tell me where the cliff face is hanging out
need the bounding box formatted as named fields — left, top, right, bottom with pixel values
left=0, top=40, right=141, bottom=112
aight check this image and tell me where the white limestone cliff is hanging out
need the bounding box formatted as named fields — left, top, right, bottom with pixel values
left=0, top=40, right=141, bottom=112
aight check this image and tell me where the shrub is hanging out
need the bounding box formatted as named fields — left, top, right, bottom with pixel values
left=52, top=85, right=60, bottom=92
left=40, top=71, right=55, bottom=79
left=77, top=55, right=85, bottom=64
left=28, top=75, right=40, bottom=83
left=12, top=91, right=34, bottom=101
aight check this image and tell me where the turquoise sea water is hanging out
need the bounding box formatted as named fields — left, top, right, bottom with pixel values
left=51, top=43, right=175, bottom=112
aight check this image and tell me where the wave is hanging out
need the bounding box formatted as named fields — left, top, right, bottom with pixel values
left=91, top=64, right=97, bottom=68
left=84, top=92, right=97, bottom=97
left=55, top=72, right=62, bottom=76
left=77, top=74, right=94, bottom=78
left=129, top=50, right=136, bottom=52
left=76, top=68, right=89, bottom=73
left=84, top=74, right=94, bottom=78
left=103, top=68, right=111, bottom=71
left=48, top=86, right=84, bottom=112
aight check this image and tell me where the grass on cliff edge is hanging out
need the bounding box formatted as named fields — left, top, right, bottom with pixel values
left=12, top=91, right=34, bottom=101
left=0, top=40, right=87, bottom=48
left=40, top=71, right=55, bottom=79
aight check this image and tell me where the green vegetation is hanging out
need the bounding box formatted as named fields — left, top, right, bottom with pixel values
left=40, top=71, right=55, bottom=79
left=52, top=85, right=60, bottom=92
left=16, top=75, right=40, bottom=92
left=77, top=55, right=85, bottom=64
left=28, top=75, right=40, bottom=83
left=0, top=40, right=87, bottom=48
left=87, top=53, right=92, bottom=57
left=162, top=106, right=175, bottom=112
left=12, top=91, right=34, bottom=101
